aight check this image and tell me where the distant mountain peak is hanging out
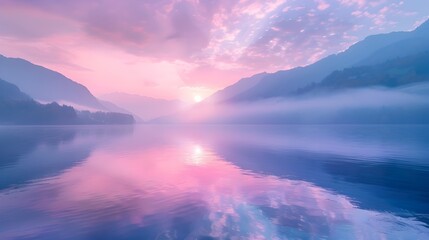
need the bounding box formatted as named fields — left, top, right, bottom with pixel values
left=415, top=18, right=429, bottom=33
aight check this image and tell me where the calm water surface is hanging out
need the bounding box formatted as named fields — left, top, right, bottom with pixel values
left=0, top=125, right=429, bottom=239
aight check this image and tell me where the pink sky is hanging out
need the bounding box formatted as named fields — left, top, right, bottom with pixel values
left=0, top=0, right=428, bottom=101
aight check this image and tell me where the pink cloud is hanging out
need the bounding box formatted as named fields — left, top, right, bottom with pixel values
left=316, top=0, right=330, bottom=11
left=338, top=0, right=366, bottom=8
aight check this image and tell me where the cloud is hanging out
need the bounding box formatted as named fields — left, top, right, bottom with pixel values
left=0, top=0, right=428, bottom=99
left=338, top=0, right=366, bottom=8
left=237, top=6, right=354, bottom=68
left=4, top=0, right=220, bottom=59
left=316, top=0, right=330, bottom=11
left=1, top=0, right=405, bottom=66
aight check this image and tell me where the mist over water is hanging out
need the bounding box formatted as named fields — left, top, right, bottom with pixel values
left=1, top=125, right=428, bottom=239
left=172, top=83, right=429, bottom=124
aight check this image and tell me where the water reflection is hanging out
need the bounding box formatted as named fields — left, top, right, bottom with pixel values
left=0, top=125, right=428, bottom=239
left=200, top=125, right=429, bottom=225
left=0, top=125, right=133, bottom=190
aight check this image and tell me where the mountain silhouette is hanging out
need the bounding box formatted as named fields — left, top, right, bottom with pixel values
left=0, top=54, right=106, bottom=110
left=0, top=78, right=134, bottom=125
left=219, top=19, right=429, bottom=102
left=294, top=51, right=429, bottom=96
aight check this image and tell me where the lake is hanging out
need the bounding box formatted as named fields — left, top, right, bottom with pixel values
left=0, top=125, right=429, bottom=239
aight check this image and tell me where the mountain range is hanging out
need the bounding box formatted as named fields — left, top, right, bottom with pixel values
left=0, top=54, right=106, bottom=110
left=218, top=19, right=429, bottom=103
left=293, top=51, right=429, bottom=97
left=0, top=78, right=134, bottom=125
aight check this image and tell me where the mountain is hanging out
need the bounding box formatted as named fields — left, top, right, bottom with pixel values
left=354, top=21, right=429, bottom=66
left=220, top=19, right=429, bottom=102
left=0, top=78, right=31, bottom=102
left=294, top=51, right=429, bottom=96
left=100, top=92, right=183, bottom=121
left=98, top=99, right=135, bottom=116
left=205, top=72, right=268, bottom=103
left=0, top=78, right=78, bottom=124
left=98, top=99, right=144, bottom=122
left=0, top=78, right=134, bottom=125
left=0, top=54, right=106, bottom=110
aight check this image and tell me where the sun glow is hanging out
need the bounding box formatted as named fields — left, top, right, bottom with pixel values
left=193, top=95, right=202, bottom=103
left=194, top=145, right=203, bottom=155
left=187, top=144, right=205, bottom=165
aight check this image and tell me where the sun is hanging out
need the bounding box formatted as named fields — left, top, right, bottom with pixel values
left=193, top=95, right=202, bottom=103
